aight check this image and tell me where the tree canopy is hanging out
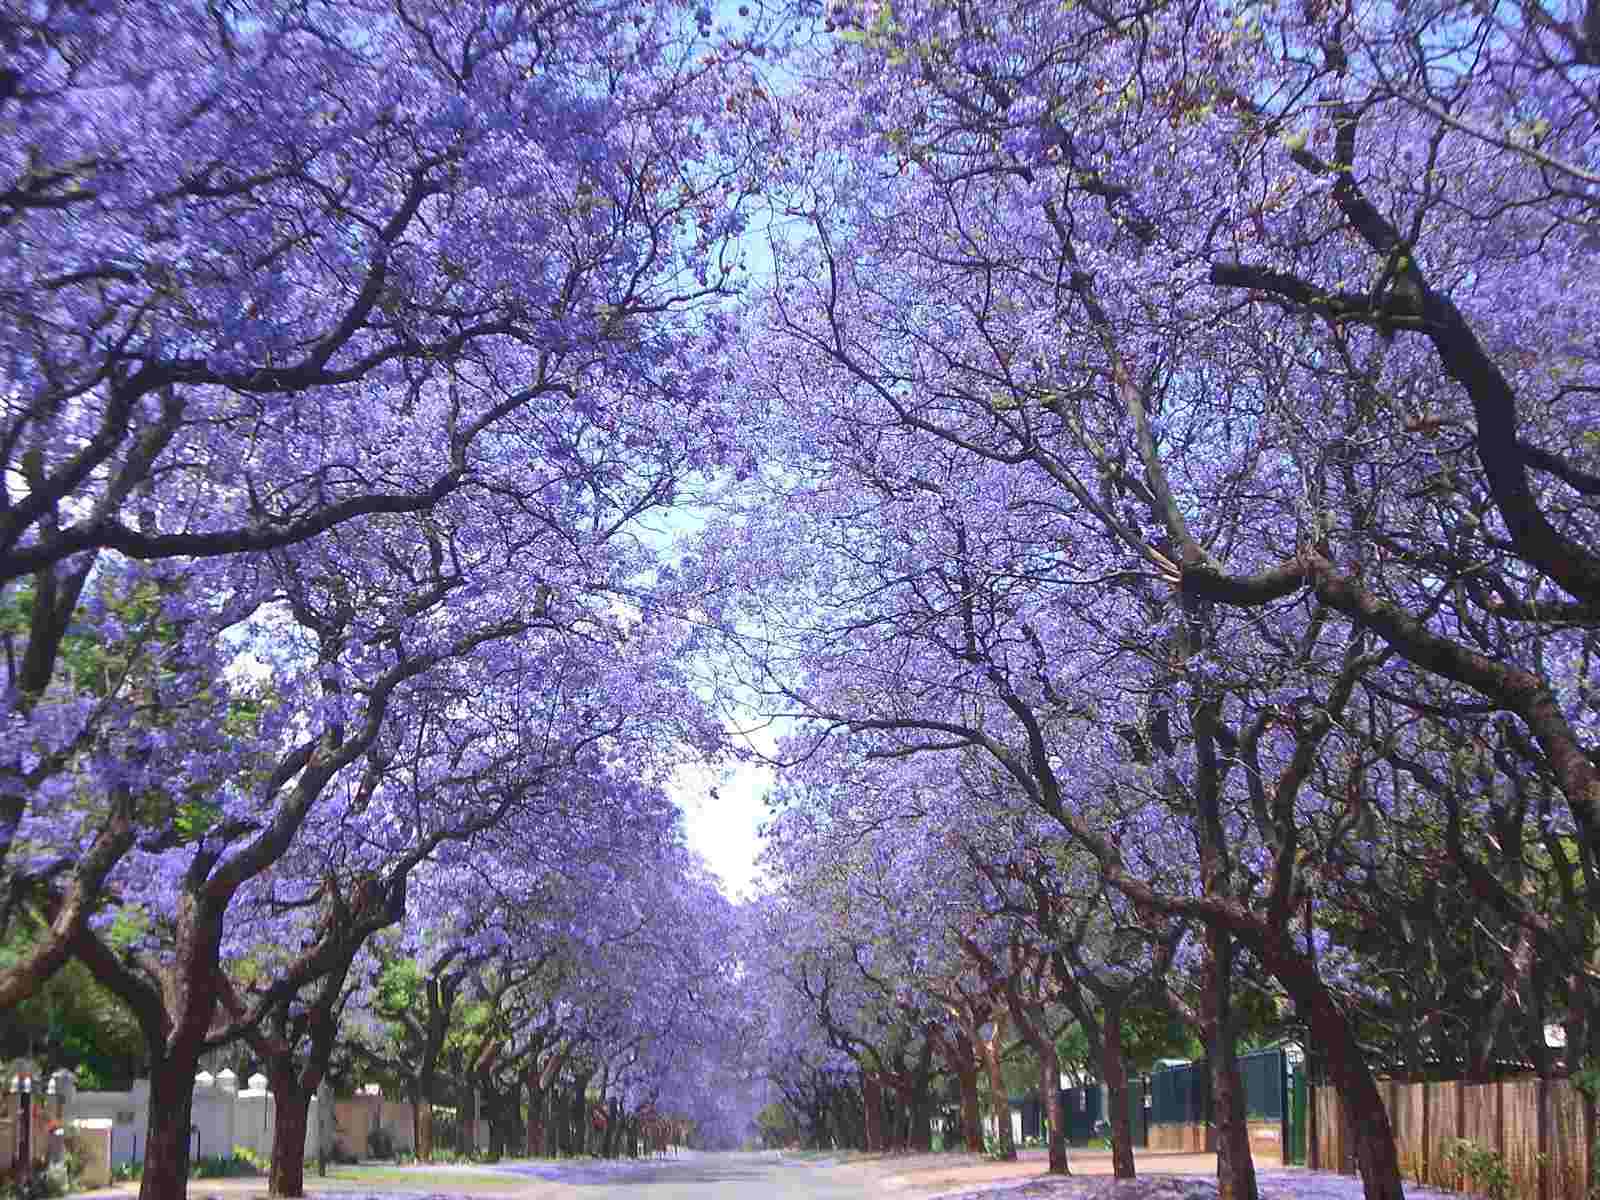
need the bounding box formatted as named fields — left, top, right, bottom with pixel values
left=2, top=1, right=1595, bottom=1199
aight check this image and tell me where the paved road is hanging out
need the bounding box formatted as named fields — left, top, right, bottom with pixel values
left=488, top=1151, right=894, bottom=1198
left=88, top=1149, right=1439, bottom=1200
left=191, top=1149, right=1233, bottom=1200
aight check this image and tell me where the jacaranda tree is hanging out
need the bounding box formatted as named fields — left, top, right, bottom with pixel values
left=1, top=1, right=778, bottom=1195
left=697, top=0, right=1599, bottom=1196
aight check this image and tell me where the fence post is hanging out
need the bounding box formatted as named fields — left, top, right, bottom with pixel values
left=1342, top=1083, right=1357, bottom=1174
left=1536, top=1077, right=1551, bottom=1200
left=1280, top=1054, right=1289, bottom=1165
left=1496, top=1077, right=1505, bottom=1163
left=1308, top=1073, right=1319, bottom=1171
left=1421, top=1078, right=1430, bottom=1186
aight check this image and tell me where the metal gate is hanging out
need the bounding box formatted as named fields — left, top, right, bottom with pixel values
left=1148, top=1046, right=1292, bottom=1133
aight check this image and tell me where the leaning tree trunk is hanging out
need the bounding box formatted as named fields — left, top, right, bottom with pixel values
left=130, top=919, right=229, bottom=1200
left=980, top=1021, right=1016, bottom=1161
left=938, top=1028, right=984, bottom=1152
left=1102, top=1000, right=1137, bottom=1179
left=1202, top=925, right=1258, bottom=1200
left=1006, top=976, right=1069, bottom=1175
left=1260, top=933, right=1406, bottom=1200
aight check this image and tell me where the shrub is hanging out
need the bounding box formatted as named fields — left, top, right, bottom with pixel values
left=188, top=1152, right=264, bottom=1179
left=231, top=1145, right=267, bottom=1172
left=0, top=1159, right=70, bottom=1200
left=1442, top=1138, right=1512, bottom=1200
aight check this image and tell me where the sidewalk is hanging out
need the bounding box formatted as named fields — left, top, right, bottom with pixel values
left=850, top=1148, right=1228, bottom=1196
left=80, top=1162, right=562, bottom=1200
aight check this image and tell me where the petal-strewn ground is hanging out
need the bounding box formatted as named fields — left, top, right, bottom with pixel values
left=89, top=1148, right=1474, bottom=1200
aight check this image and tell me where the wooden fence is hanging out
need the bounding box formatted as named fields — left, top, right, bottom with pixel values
left=1315, top=1076, right=1590, bottom=1200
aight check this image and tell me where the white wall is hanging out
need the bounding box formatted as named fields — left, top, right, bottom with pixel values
left=66, top=1072, right=319, bottom=1165
left=74, top=1085, right=144, bottom=1167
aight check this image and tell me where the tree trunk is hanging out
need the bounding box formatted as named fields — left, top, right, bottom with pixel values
left=834, top=1085, right=864, bottom=1149
left=1038, top=1039, right=1069, bottom=1174
left=524, top=1075, right=546, bottom=1158
left=888, top=1089, right=907, bottom=1151
left=139, top=1055, right=200, bottom=1200
left=862, top=1069, right=886, bottom=1152
left=462, top=1082, right=477, bottom=1158
left=585, top=1065, right=606, bottom=1157
left=489, top=1102, right=509, bottom=1160
left=980, top=1023, right=1015, bottom=1161
left=911, top=1034, right=936, bottom=1151
left=1259, top=931, right=1406, bottom=1200
left=1004, top=968, right=1068, bottom=1175
left=414, top=1083, right=435, bottom=1162
left=566, top=1070, right=593, bottom=1155
left=1202, top=925, right=1258, bottom=1200
left=255, top=1051, right=321, bottom=1194
left=554, top=1085, right=570, bottom=1155
left=123, top=902, right=228, bottom=1200
left=544, top=1092, right=561, bottom=1157
left=479, top=1076, right=511, bottom=1160
left=957, top=1061, right=983, bottom=1152
left=603, top=1098, right=622, bottom=1158
left=1102, top=1001, right=1137, bottom=1179
left=268, top=1083, right=312, bottom=1198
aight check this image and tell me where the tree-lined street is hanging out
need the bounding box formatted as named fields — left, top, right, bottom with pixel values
left=3, top=0, right=1595, bottom=1198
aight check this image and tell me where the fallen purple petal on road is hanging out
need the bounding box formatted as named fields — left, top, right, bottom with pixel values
left=924, top=1172, right=1475, bottom=1200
